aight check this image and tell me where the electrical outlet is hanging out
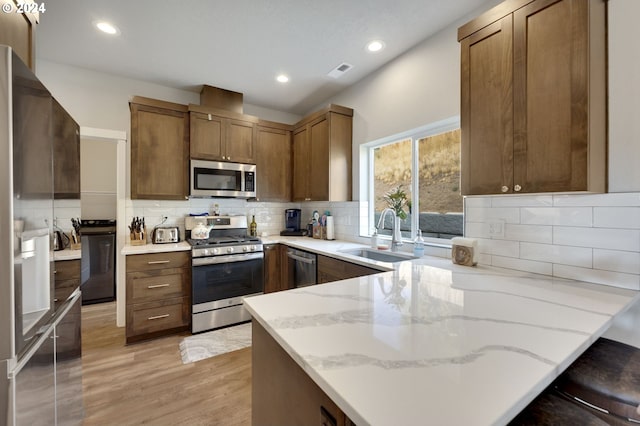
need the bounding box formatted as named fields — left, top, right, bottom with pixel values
left=488, top=219, right=505, bottom=238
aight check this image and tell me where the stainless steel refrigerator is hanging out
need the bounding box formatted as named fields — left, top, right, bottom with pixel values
left=1, top=45, right=83, bottom=426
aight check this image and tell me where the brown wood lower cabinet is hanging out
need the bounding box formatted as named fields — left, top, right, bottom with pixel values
left=54, top=259, right=81, bottom=313
left=125, top=251, right=191, bottom=344
left=263, top=244, right=290, bottom=293
left=317, top=255, right=380, bottom=284
left=252, top=320, right=354, bottom=425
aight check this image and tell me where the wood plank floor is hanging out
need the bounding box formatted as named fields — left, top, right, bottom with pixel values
left=81, top=302, right=251, bottom=425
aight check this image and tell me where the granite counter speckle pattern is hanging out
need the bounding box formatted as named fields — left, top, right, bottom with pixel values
left=244, top=261, right=640, bottom=425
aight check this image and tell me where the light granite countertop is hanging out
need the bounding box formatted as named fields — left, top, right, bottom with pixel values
left=244, top=252, right=640, bottom=425
left=121, top=241, right=191, bottom=255
left=53, top=248, right=82, bottom=261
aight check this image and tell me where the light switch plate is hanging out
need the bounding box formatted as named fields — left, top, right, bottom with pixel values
left=488, top=219, right=505, bottom=238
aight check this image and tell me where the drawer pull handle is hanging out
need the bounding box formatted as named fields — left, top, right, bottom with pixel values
left=147, top=260, right=170, bottom=265
left=147, top=284, right=170, bottom=289
left=148, top=314, right=170, bottom=321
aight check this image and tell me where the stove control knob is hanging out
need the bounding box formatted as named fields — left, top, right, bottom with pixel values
left=251, top=245, right=257, bottom=251
left=227, top=247, right=233, bottom=253
left=243, top=246, right=248, bottom=252
left=213, top=248, right=219, bottom=255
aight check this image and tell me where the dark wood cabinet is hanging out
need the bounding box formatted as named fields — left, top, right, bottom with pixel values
left=459, top=0, right=606, bottom=195
left=252, top=320, right=350, bottom=425
left=52, top=99, right=80, bottom=199
left=256, top=125, right=291, bottom=202
left=54, top=259, right=80, bottom=313
left=0, top=2, right=38, bottom=70
left=125, top=251, right=191, bottom=343
left=130, top=97, right=190, bottom=200
left=264, top=244, right=290, bottom=293
left=317, top=255, right=380, bottom=284
left=189, top=106, right=256, bottom=164
left=292, top=105, right=353, bottom=202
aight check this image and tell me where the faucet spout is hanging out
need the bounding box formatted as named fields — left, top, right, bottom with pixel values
left=376, top=208, right=403, bottom=252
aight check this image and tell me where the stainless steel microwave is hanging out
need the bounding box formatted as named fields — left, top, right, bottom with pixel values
left=190, top=160, right=257, bottom=198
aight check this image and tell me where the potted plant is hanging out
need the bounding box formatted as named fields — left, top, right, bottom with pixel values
left=383, top=185, right=409, bottom=220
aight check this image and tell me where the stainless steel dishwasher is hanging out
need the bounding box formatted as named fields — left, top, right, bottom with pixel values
left=287, top=248, right=317, bottom=287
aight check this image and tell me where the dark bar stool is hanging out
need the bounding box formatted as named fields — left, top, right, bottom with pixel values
left=509, top=390, right=623, bottom=425
left=555, top=337, right=640, bottom=423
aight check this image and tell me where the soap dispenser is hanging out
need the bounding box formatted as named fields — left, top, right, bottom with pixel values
left=413, top=229, right=425, bottom=257
left=371, top=229, right=379, bottom=249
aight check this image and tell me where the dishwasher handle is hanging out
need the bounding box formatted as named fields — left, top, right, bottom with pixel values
left=287, top=251, right=316, bottom=265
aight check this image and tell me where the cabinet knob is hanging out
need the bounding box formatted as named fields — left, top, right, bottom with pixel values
left=222, top=156, right=226, bottom=160
left=514, top=185, right=522, bottom=192
left=501, top=186, right=509, bottom=193
left=227, top=156, right=231, bottom=161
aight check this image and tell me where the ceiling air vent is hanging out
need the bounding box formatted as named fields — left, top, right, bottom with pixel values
left=327, top=62, right=353, bottom=79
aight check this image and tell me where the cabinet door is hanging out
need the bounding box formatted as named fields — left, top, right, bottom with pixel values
left=309, top=117, right=329, bottom=201
left=263, top=244, right=280, bottom=293
left=513, top=0, right=589, bottom=193
left=52, top=99, right=80, bottom=199
left=190, top=111, right=224, bottom=160
left=0, top=6, right=37, bottom=70
left=278, top=245, right=291, bottom=291
left=292, top=127, right=310, bottom=201
left=460, top=15, right=513, bottom=195
left=226, top=119, right=255, bottom=163
left=131, top=103, right=189, bottom=200
left=256, top=126, right=291, bottom=201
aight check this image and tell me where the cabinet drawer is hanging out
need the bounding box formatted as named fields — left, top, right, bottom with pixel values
left=127, top=251, right=189, bottom=272
left=127, top=268, right=188, bottom=304
left=127, top=297, right=188, bottom=336
left=54, top=259, right=80, bottom=281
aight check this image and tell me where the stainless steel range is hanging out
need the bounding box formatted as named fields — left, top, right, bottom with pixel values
left=185, top=216, right=263, bottom=333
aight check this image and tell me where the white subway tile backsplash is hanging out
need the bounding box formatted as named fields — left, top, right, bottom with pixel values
left=490, top=195, right=553, bottom=207
left=521, top=207, right=592, bottom=227
left=553, top=227, right=640, bottom=252
left=504, top=224, right=552, bottom=244
left=553, top=264, right=640, bottom=291
left=593, top=207, right=640, bottom=229
left=465, top=193, right=640, bottom=290
left=553, top=193, right=640, bottom=207
left=593, top=249, right=640, bottom=274
left=465, top=207, right=520, bottom=224
left=491, top=256, right=553, bottom=276
left=520, top=242, right=592, bottom=268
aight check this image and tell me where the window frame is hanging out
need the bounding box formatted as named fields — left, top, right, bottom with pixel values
left=362, top=116, right=462, bottom=246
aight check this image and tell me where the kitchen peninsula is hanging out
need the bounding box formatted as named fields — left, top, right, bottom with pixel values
left=244, top=254, right=639, bottom=425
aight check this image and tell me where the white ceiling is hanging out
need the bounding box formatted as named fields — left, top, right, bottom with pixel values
left=36, top=0, right=494, bottom=115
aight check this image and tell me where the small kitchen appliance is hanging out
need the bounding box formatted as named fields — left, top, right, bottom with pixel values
left=152, top=226, right=180, bottom=244
left=280, top=208, right=307, bottom=236
left=185, top=215, right=263, bottom=333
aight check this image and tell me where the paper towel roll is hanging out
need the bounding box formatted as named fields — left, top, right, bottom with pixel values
left=325, top=216, right=335, bottom=240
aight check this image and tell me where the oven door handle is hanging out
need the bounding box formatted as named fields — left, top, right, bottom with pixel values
left=287, top=252, right=316, bottom=264
left=192, top=252, right=264, bottom=266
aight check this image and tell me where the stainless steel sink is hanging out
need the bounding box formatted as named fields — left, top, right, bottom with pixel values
left=339, top=248, right=418, bottom=263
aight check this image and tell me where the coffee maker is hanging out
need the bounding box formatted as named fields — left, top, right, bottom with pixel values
left=280, top=209, right=307, bottom=236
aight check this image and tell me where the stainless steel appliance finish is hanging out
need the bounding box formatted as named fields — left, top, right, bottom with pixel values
left=1, top=46, right=82, bottom=426
left=152, top=226, right=180, bottom=244
left=80, top=220, right=116, bottom=305
left=190, top=160, right=256, bottom=198
left=287, top=248, right=317, bottom=288
left=186, top=216, right=264, bottom=333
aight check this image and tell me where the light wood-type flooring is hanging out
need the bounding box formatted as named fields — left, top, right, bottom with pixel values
left=81, top=302, right=251, bottom=425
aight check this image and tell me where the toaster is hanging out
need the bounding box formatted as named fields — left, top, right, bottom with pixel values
left=152, top=226, right=180, bottom=244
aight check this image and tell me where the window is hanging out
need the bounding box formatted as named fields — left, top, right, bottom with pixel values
left=364, top=117, right=463, bottom=244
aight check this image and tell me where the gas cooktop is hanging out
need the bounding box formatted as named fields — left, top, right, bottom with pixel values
left=187, top=235, right=261, bottom=247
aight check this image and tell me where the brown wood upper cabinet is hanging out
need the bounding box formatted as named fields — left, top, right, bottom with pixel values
left=130, top=97, right=190, bottom=200
left=190, top=106, right=256, bottom=164
left=292, top=105, right=353, bottom=202
left=52, top=99, right=80, bottom=199
left=255, top=124, right=291, bottom=202
left=458, top=0, right=606, bottom=195
left=0, top=1, right=38, bottom=70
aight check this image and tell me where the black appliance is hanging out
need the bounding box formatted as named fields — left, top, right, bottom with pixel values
left=185, top=216, right=263, bottom=333
left=80, top=219, right=116, bottom=305
left=280, top=208, right=307, bottom=236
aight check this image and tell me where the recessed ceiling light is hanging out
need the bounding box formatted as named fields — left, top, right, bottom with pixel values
left=276, top=74, right=289, bottom=83
left=95, top=21, right=119, bottom=35
left=366, top=40, right=385, bottom=53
